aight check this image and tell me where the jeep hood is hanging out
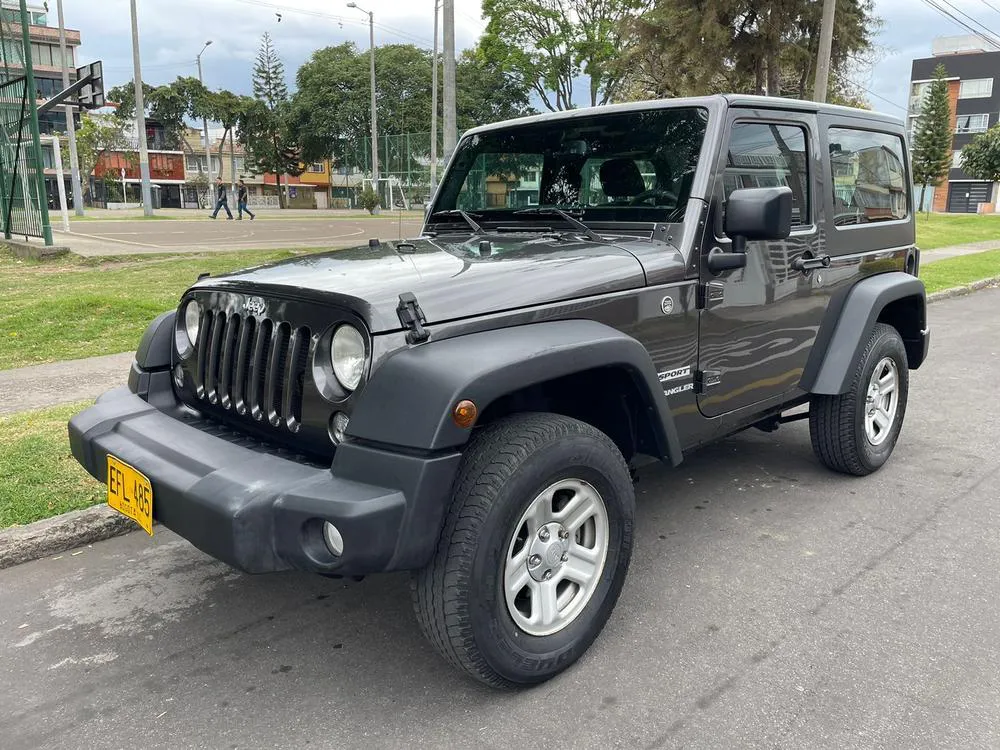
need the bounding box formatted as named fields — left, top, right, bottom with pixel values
left=196, top=234, right=648, bottom=333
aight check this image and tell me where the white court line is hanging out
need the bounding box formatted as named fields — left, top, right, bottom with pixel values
left=59, top=229, right=165, bottom=249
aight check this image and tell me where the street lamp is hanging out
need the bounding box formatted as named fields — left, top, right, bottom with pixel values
left=347, top=2, right=378, bottom=188
left=196, top=40, right=214, bottom=194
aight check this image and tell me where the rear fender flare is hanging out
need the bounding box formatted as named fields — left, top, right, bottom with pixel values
left=800, top=272, right=927, bottom=396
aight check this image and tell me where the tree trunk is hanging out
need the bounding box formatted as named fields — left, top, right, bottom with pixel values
left=766, top=52, right=781, bottom=97
left=277, top=173, right=285, bottom=209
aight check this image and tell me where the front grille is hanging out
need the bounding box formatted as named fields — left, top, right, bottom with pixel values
left=195, top=308, right=311, bottom=433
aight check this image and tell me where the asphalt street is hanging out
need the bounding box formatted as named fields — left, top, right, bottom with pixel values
left=59, top=214, right=425, bottom=256
left=2, top=289, right=998, bottom=750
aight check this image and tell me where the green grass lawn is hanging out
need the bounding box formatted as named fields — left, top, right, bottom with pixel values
left=0, top=248, right=311, bottom=369
left=915, top=213, right=1000, bottom=250
left=0, top=402, right=102, bottom=528
left=920, top=249, right=1000, bottom=294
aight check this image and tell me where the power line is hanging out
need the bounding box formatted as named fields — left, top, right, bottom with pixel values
left=935, top=0, right=1000, bottom=42
left=918, top=0, right=1000, bottom=48
left=231, top=0, right=435, bottom=47
left=980, top=0, right=1000, bottom=16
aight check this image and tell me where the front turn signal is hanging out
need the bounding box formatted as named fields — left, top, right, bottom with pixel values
left=452, top=399, right=478, bottom=429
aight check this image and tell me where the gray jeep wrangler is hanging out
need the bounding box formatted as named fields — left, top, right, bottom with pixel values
left=70, top=95, right=929, bottom=687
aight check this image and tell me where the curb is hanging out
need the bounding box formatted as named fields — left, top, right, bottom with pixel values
left=0, top=505, right=136, bottom=570
left=927, top=275, right=1000, bottom=303
left=3, top=276, right=999, bottom=571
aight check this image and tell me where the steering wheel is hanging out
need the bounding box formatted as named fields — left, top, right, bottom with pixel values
left=628, top=188, right=677, bottom=207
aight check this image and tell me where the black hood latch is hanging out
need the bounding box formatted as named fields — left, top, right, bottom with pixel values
left=396, top=292, right=430, bottom=345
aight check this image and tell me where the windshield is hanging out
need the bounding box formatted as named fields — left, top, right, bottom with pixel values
left=432, top=107, right=709, bottom=229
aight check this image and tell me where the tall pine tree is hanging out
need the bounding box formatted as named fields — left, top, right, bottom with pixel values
left=252, top=32, right=289, bottom=111
left=241, top=33, right=300, bottom=208
left=911, top=64, right=953, bottom=213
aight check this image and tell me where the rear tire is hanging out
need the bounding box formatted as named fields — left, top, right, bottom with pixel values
left=809, top=323, right=909, bottom=476
left=411, top=413, right=634, bottom=688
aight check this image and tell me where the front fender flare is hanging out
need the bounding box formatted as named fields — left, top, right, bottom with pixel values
left=347, top=320, right=683, bottom=465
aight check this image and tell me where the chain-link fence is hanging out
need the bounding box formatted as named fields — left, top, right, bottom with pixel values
left=0, top=1, right=51, bottom=243
left=340, top=131, right=465, bottom=206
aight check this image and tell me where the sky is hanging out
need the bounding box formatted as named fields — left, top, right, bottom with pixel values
left=68, top=0, right=1000, bottom=120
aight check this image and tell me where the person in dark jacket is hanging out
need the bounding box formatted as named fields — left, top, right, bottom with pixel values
left=237, top=180, right=255, bottom=220
left=209, top=177, right=233, bottom=219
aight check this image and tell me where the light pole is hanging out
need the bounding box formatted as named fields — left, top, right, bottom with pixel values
left=56, top=0, right=83, bottom=216
left=347, top=2, right=378, bottom=190
left=196, top=40, right=214, bottom=199
left=129, top=0, right=153, bottom=216
left=430, top=0, right=439, bottom=194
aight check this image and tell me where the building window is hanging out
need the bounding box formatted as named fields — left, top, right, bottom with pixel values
left=955, top=114, right=990, bottom=133
left=958, top=78, right=993, bottom=99
left=828, top=127, right=908, bottom=226
left=725, top=122, right=811, bottom=227
left=185, top=155, right=199, bottom=172
left=953, top=150, right=964, bottom=169
left=308, top=162, right=324, bottom=173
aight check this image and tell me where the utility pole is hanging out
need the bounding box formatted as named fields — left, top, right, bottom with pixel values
left=196, top=41, right=214, bottom=197
left=430, top=0, right=439, bottom=193
left=56, top=0, right=83, bottom=216
left=347, top=3, right=379, bottom=187
left=813, top=0, right=836, bottom=103
left=129, top=0, right=153, bottom=215
left=442, top=0, right=456, bottom=162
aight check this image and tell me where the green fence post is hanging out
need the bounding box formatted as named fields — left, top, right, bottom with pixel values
left=19, top=0, right=52, bottom=245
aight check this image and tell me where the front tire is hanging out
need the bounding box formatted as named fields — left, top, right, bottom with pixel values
left=809, top=322, right=909, bottom=476
left=411, top=413, right=635, bottom=688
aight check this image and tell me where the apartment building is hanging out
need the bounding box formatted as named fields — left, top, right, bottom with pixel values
left=0, top=1, right=83, bottom=207
left=910, top=35, right=1000, bottom=212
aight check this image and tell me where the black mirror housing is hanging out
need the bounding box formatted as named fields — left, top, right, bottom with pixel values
left=725, top=186, right=793, bottom=244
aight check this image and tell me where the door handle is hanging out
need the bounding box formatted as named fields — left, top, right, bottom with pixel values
left=791, top=253, right=831, bottom=272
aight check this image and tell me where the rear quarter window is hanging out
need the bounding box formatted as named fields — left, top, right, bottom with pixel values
left=828, top=128, right=908, bottom=226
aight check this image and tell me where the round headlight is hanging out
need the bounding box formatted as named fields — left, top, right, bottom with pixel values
left=183, top=300, right=201, bottom=346
left=331, top=324, right=365, bottom=391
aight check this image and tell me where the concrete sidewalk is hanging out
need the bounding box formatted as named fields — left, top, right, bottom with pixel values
left=0, top=352, right=133, bottom=415
left=920, top=238, right=1000, bottom=263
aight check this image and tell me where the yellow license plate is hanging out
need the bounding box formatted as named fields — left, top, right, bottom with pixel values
left=106, top=455, right=153, bottom=536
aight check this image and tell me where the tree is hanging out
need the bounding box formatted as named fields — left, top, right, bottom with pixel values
left=240, top=33, right=300, bottom=208
left=184, top=173, right=211, bottom=209
left=358, top=184, right=381, bottom=214
left=911, top=64, right=953, bottom=213
left=253, top=32, right=289, bottom=110
left=107, top=76, right=209, bottom=149
left=960, top=124, right=1000, bottom=188
left=622, top=0, right=879, bottom=101
left=201, top=90, right=254, bottom=190
left=59, top=113, right=132, bottom=204
left=287, top=42, right=533, bottom=170
left=479, top=0, right=650, bottom=110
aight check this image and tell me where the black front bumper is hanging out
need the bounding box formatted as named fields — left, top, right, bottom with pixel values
left=69, top=387, right=461, bottom=575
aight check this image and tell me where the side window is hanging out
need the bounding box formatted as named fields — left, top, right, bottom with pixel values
left=828, top=128, right=908, bottom=226
left=725, top=123, right=810, bottom=227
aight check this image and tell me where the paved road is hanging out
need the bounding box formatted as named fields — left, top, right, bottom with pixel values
left=2, top=290, right=999, bottom=750
left=58, top=215, right=425, bottom=256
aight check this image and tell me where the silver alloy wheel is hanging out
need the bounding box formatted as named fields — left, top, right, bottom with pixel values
left=864, top=356, right=899, bottom=446
left=503, top=478, right=610, bottom=637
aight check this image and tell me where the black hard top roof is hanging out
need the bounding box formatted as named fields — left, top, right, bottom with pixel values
left=463, top=94, right=904, bottom=138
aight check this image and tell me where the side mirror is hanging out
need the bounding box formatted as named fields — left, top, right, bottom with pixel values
left=724, top=186, right=793, bottom=253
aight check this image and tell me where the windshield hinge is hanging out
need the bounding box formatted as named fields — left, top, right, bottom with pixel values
left=397, top=292, right=430, bottom=345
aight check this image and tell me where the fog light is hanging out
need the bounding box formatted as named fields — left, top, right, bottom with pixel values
left=173, top=364, right=184, bottom=388
left=330, top=411, right=349, bottom=444
left=323, top=522, right=345, bottom=556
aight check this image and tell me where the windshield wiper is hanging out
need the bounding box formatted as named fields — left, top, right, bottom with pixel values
left=513, top=207, right=602, bottom=242
left=431, top=209, right=483, bottom=234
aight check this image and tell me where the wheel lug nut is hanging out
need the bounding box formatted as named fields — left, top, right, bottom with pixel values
left=558, top=528, right=569, bottom=540
left=542, top=569, right=553, bottom=581
left=561, top=552, right=569, bottom=562
left=528, top=554, right=541, bottom=567
left=538, top=527, right=550, bottom=541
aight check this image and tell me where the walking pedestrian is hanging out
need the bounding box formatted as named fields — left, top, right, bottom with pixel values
left=209, top=177, right=233, bottom=219
left=237, top=180, right=255, bottom=220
